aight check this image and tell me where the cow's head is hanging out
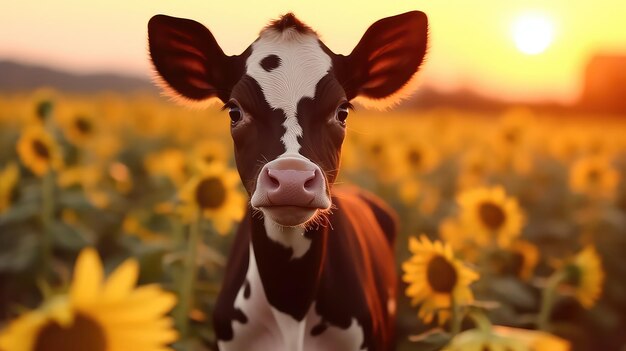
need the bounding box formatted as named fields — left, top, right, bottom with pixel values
left=148, top=12, right=428, bottom=227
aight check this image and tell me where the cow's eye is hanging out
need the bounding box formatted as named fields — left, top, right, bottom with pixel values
left=229, top=107, right=242, bottom=124
left=336, top=102, right=352, bottom=126
left=224, top=102, right=243, bottom=125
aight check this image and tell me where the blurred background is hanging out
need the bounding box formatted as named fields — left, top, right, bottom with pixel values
left=0, top=1, right=625, bottom=350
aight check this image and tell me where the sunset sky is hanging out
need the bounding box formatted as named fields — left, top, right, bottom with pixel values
left=1, top=0, right=625, bottom=103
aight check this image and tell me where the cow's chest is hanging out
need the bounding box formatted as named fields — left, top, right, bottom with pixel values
left=217, top=245, right=366, bottom=351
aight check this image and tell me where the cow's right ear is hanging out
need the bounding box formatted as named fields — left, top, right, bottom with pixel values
left=333, top=11, right=428, bottom=109
left=148, top=15, right=244, bottom=104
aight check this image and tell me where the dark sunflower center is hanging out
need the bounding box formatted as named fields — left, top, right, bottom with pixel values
left=74, top=116, right=92, bottom=134
left=479, top=202, right=506, bottom=230
left=32, top=140, right=50, bottom=160
left=426, top=255, right=458, bottom=293
left=504, top=129, right=519, bottom=144
left=587, top=168, right=601, bottom=183
left=407, top=149, right=422, bottom=167
left=195, top=177, right=227, bottom=209
left=370, top=143, right=382, bottom=156
left=34, top=313, right=106, bottom=351
left=470, top=162, right=484, bottom=174
left=204, top=155, right=215, bottom=163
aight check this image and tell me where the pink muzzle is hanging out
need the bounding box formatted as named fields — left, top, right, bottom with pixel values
left=251, top=156, right=331, bottom=210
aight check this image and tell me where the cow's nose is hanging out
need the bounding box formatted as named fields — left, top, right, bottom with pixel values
left=263, top=168, right=320, bottom=206
left=251, top=156, right=330, bottom=210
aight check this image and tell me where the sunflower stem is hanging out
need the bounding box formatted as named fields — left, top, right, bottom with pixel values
left=537, top=270, right=566, bottom=331
left=450, top=291, right=462, bottom=336
left=177, top=213, right=201, bottom=343
left=40, top=170, right=55, bottom=280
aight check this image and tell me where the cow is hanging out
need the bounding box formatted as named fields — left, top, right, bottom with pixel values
left=148, top=11, right=428, bottom=351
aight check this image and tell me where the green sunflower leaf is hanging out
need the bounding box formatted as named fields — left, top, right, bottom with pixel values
left=0, top=231, right=38, bottom=272
left=50, top=221, right=92, bottom=250
left=490, top=277, right=537, bottom=309
left=58, top=190, right=94, bottom=210
left=0, top=201, right=40, bottom=225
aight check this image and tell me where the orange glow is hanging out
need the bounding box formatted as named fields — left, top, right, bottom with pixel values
left=1, top=0, right=625, bottom=104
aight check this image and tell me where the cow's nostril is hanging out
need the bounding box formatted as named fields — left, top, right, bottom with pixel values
left=267, top=169, right=280, bottom=188
left=304, top=170, right=317, bottom=190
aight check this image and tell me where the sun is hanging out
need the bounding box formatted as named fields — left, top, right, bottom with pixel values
left=512, top=13, right=555, bottom=55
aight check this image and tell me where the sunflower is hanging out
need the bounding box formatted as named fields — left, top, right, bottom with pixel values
left=144, top=148, right=188, bottom=187
left=123, top=215, right=166, bottom=243
left=494, top=108, right=534, bottom=151
left=507, top=240, right=539, bottom=281
left=547, top=130, right=584, bottom=162
left=189, top=140, right=229, bottom=172
left=361, top=135, right=396, bottom=183
left=443, top=326, right=569, bottom=351
left=568, top=156, right=619, bottom=199
left=364, top=136, right=387, bottom=162
left=177, top=163, right=245, bottom=235
left=419, top=187, right=441, bottom=217
left=398, top=178, right=421, bottom=205
left=26, top=89, right=57, bottom=123
left=457, top=186, right=525, bottom=248
left=62, top=113, right=97, bottom=146
left=402, top=235, right=479, bottom=324
left=16, top=126, right=63, bottom=176
left=392, top=140, right=440, bottom=179
left=55, top=100, right=98, bottom=144
left=438, top=217, right=480, bottom=263
left=0, top=248, right=178, bottom=351
left=0, top=162, right=20, bottom=214
left=57, top=165, right=110, bottom=209
left=89, top=134, right=122, bottom=163
left=560, top=246, right=604, bottom=309
left=58, top=165, right=100, bottom=189
left=338, top=134, right=361, bottom=172
left=456, top=148, right=493, bottom=191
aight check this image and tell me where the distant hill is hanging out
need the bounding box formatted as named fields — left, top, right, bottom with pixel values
left=4, top=57, right=619, bottom=115
left=0, top=60, right=155, bottom=94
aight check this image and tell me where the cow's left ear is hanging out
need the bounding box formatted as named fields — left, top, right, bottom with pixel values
left=333, top=11, right=428, bottom=109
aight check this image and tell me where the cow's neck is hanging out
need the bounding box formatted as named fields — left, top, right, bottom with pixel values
left=250, top=211, right=327, bottom=322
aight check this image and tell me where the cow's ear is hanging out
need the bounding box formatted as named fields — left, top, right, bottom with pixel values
left=334, top=11, right=428, bottom=109
left=148, top=15, right=244, bottom=104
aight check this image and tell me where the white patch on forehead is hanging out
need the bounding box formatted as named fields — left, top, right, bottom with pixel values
left=246, top=29, right=332, bottom=154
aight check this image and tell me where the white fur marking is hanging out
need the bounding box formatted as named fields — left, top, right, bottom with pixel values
left=264, top=217, right=311, bottom=259
left=246, top=29, right=332, bottom=154
left=306, top=303, right=366, bottom=351
left=218, top=245, right=366, bottom=351
left=219, top=245, right=282, bottom=351
left=272, top=307, right=307, bottom=351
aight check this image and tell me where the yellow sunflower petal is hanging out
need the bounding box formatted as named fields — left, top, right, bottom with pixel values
left=102, top=258, right=140, bottom=301
left=70, top=247, right=104, bottom=306
left=213, top=216, right=234, bottom=236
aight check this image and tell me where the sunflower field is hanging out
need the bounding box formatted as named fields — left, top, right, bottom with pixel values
left=0, top=90, right=625, bottom=351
